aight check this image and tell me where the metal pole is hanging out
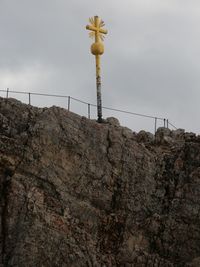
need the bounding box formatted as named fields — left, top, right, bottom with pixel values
left=28, top=93, right=31, bottom=105
left=154, top=117, right=157, bottom=134
left=167, top=119, right=169, bottom=128
left=6, top=88, right=9, bottom=98
left=88, top=103, right=91, bottom=119
left=164, top=118, right=166, bottom=128
left=96, top=76, right=102, bottom=122
left=68, top=96, right=71, bottom=111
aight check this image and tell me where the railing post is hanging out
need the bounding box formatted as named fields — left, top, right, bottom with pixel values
left=68, top=96, right=71, bottom=111
left=88, top=104, right=90, bottom=119
left=164, top=118, right=166, bottom=128
left=167, top=119, right=169, bottom=129
left=28, top=93, right=31, bottom=105
left=154, top=117, right=157, bottom=134
left=6, top=88, right=9, bottom=98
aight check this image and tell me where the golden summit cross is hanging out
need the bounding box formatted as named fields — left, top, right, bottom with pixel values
left=86, top=16, right=108, bottom=122
left=86, top=16, right=108, bottom=43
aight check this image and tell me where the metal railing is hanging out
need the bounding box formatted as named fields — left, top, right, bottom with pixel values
left=0, top=88, right=177, bottom=133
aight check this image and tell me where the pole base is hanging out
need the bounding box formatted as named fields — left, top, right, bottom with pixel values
left=97, top=117, right=103, bottom=123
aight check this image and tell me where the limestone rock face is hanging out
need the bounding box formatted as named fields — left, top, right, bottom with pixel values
left=0, top=97, right=200, bottom=267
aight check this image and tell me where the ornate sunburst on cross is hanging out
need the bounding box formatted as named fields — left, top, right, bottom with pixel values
left=86, top=16, right=108, bottom=122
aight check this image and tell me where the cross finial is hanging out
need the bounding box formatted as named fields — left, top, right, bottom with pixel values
left=86, top=16, right=108, bottom=42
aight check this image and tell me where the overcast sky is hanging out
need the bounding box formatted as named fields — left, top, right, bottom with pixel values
left=0, top=0, right=199, bottom=133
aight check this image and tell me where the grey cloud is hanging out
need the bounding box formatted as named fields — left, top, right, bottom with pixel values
left=0, top=0, right=199, bottom=133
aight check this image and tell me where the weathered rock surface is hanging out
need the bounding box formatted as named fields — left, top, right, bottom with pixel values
left=0, top=97, right=200, bottom=267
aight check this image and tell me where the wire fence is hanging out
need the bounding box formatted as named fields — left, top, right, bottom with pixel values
left=0, top=88, right=177, bottom=133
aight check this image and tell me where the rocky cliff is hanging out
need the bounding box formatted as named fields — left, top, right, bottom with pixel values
left=0, top=97, right=200, bottom=267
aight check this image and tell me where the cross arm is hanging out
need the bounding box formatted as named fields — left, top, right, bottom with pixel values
left=86, top=25, right=96, bottom=31
left=86, top=25, right=108, bottom=35
left=99, top=28, right=108, bottom=34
